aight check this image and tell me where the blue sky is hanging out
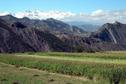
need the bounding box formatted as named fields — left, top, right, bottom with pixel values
left=0, top=0, right=126, bottom=24
left=0, top=0, right=126, bottom=13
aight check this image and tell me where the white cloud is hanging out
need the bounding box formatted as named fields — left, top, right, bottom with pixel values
left=14, top=10, right=75, bottom=20
left=91, top=9, right=106, bottom=17
left=0, top=10, right=126, bottom=24
left=64, top=10, right=126, bottom=24
left=0, top=12, right=10, bottom=16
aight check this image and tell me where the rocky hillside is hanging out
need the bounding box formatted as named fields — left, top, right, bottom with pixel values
left=0, top=17, right=71, bottom=53
left=91, top=21, right=126, bottom=51
left=56, top=21, right=126, bottom=51
left=0, top=15, right=126, bottom=53
left=92, top=21, right=126, bottom=44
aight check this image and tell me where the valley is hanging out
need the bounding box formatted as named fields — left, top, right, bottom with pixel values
left=0, top=0, right=126, bottom=84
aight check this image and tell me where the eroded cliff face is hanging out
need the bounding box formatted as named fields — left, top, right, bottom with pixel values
left=93, top=22, right=126, bottom=44
left=0, top=19, right=71, bottom=53
left=90, top=21, right=126, bottom=51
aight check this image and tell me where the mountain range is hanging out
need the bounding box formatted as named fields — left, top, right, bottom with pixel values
left=0, top=15, right=126, bottom=53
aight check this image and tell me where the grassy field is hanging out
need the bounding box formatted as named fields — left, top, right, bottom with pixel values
left=0, top=51, right=126, bottom=84
left=0, top=62, right=90, bottom=84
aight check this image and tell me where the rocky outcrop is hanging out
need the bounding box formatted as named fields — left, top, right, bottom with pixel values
left=0, top=18, right=71, bottom=53
left=92, top=21, right=126, bottom=44
left=91, top=21, right=126, bottom=51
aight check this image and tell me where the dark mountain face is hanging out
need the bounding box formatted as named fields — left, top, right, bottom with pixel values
left=0, top=18, right=71, bottom=53
left=0, top=15, right=126, bottom=53
left=0, top=19, right=35, bottom=52
left=12, top=22, right=27, bottom=29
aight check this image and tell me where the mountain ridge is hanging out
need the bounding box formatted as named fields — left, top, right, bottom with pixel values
left=0, top=17, right=72, bottom=52
left=0, top=15, right=126, bottom=53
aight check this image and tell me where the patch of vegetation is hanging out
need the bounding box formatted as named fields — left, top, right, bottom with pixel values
left=0, top=51, right=126, bottom=84
left=0, top=63, right=88, bottom=84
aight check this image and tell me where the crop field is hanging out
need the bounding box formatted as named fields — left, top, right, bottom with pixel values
left=0, top=51, right=126, bottom=84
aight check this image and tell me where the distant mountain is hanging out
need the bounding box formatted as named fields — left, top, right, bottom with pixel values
left=78, top=24, right=100, bottom=32
left=67, top=21, right=100, bottom=32
left=43, top=18, right=87, bottom=35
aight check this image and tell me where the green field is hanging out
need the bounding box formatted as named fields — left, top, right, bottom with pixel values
left=0, top=51, right=126, bottom=84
